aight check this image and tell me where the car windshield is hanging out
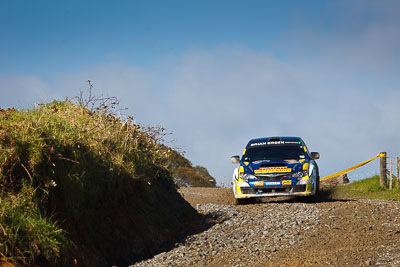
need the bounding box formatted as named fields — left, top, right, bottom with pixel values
left=243, top=145, right=306, bottom=161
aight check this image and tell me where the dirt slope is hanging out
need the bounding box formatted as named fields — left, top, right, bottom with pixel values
left=133, top=188, right=400, bottom=266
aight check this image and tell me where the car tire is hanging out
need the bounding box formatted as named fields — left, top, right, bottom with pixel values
left=307, top=171, right=320, bottom=202
left=315, top=169, right=320, bottom=195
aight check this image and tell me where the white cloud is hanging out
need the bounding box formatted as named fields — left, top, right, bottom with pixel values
left=163, top=47, right=400, bottom=184
left=0, top=74, right=50, bottom=109
left=1, top=45, right=399, bottom=185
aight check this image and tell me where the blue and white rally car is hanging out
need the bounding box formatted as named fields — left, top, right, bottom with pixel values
left=231, top=136, right=320, bottom=204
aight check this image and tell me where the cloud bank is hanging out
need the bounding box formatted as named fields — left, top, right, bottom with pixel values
left=1, top=2, right=400, bottom=185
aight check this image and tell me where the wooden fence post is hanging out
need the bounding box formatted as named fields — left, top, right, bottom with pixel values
left=389, top=158, right=393, bottom=190
left=380, top=152, right=387, bottom=188
left=397, top=157, right=399, bottom=188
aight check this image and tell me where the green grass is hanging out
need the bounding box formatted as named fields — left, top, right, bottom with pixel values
left=0, top=97, right=199, bottom=266
left=328, top=175, right=400, bottom=201
left=0, top=185, right=70, bottom=266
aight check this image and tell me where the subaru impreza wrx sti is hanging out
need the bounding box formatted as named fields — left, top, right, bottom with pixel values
left=231, top=137, right=320, bottom=204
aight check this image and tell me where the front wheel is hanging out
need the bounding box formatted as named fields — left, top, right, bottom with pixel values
left=307, top=173, right=320, bottom=202
left=315, top=169, right=320, bottom=195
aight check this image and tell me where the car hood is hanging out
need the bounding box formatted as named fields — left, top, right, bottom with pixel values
left=243, top=159, right=306, bottom=174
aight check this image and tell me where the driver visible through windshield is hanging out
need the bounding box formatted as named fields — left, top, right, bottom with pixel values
left=243, top=145, right=306, bottom=162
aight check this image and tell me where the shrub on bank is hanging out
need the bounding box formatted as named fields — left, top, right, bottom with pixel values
left=0, top=98, right=199, bottom=266
left=164, top=149, right=216, bottom=187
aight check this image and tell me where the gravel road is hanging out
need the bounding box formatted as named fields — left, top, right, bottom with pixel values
left=132, top=188, right=400, bottom=267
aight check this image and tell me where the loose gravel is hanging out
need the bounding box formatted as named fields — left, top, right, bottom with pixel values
left=133, top=202, right=323, bottom=267
left=131, top=188, right=400, bottom=267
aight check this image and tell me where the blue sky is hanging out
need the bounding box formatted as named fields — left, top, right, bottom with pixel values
left=1, top=1, right=343, bottom=74
left=1, top=1, right=400, bottom=185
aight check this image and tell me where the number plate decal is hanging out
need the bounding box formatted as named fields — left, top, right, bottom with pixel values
left=254, top=181, right=264, bottom=186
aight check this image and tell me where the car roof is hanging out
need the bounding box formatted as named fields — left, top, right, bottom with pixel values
left=246, top=136, right=304, bottom=148
left=248, top=136, right=302, bottom=143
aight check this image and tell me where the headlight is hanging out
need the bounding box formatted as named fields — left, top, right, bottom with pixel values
left=298, top=178, right=310, bottom=185
left=240, top=173, right=257, bottom=182
left=291, top=171, right=304, bottom=178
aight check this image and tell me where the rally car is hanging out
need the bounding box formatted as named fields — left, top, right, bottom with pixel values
left=231, top=136, right=320, bottom=204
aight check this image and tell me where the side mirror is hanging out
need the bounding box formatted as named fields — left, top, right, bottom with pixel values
left=230, top=155, right=240, bottom=164
left=311, top=152, right=320, bottom=160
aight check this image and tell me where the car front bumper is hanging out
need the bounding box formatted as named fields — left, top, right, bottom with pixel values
left=234, top=183, right=314, bottom=198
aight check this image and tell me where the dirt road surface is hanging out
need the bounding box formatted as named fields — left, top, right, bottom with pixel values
left=133, top=188, right=400, bottom=266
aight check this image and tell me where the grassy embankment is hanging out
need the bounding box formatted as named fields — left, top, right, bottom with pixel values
left=0, top=97, right=201, bottom=266
left=324, top=175, right=400, bottom=201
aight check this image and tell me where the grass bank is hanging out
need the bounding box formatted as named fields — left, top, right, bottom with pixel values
left=325, top=175, right=400, bottom=201
left=0, top=98, right=201, bottom=266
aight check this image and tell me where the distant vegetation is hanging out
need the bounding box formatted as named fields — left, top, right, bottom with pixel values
left=0, top=94, right=205, bottom=266
left=325, top=175, right=400, bottom=201
left=165, top=149, right=216, bottom=187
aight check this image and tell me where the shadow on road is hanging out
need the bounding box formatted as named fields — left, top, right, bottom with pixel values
left=131, top=209, right=227, bottom=265
left=238, top=188, right=356, bottom=205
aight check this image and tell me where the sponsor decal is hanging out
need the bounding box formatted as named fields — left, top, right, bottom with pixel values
left=285, top=159, right=298, bottom=163
left=267, top=141, right=285, bottom=145
left=265, top=181, right=281, bottom=185
left=250, top=142, right=267, bottom=147
left=254, top=167, right=292, bottom=173
left=282, top=180, right=292, bottom=185
left=250, top=140, right=302, bottom=146
left=284, top=141, right=300, bottom=144
left=239, top=166, right=244, bottom=178
left=253, top=181, right=264, bottom=186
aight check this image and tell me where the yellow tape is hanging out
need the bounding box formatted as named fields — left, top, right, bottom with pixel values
left=320, top=153, right=383, bottom=181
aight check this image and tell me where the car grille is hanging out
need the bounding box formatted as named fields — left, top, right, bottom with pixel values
left=255, top=175, right=288, bottom=181
left=241, top=188, right=256, bottom=194
left=292, top=185, right=307, bottom=192
left=241, top=187, right=290, bottom=194
left=240, top=185, right=307, bottom=194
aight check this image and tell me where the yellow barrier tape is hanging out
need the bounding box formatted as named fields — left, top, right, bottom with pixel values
left=320, top=153, right=384, bottom=181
